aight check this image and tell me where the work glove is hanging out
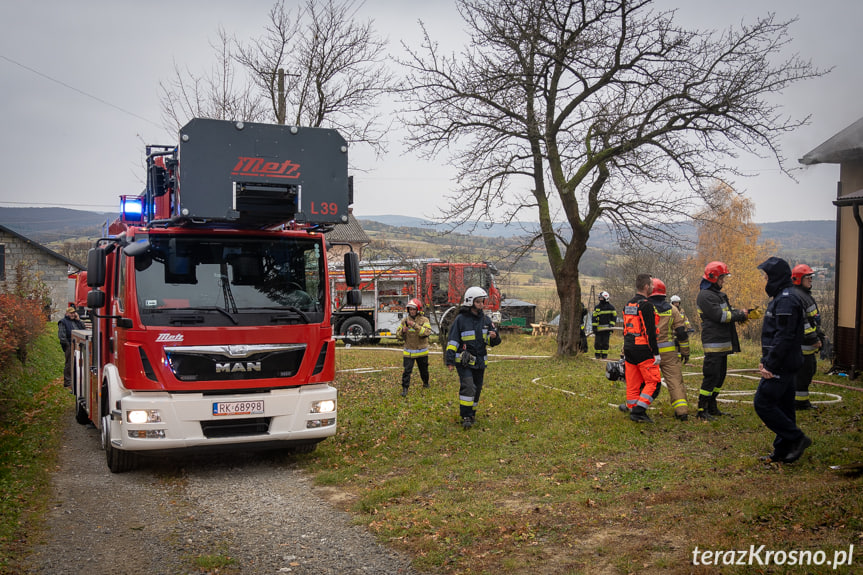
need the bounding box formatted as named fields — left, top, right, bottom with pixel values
left=681, top=353, right=690, bottom=365
left=653, top=354, right=661, bottom=366
left=747, top=307, right=764, bottom=321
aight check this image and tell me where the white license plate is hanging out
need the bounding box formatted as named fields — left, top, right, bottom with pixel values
left=212, top=400, right=264, bottom=416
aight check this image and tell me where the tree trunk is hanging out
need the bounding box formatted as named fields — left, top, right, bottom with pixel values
left=555, top=244, right=587, bottom=357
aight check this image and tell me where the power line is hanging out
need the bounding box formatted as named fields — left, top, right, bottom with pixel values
left=0, top=53, right=162, bottom=128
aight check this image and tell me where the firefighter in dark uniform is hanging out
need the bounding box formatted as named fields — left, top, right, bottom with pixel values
left=621, top=273, right=661, bottom=423
left=754, top=257, right=811, bottom=463
left=695, top=261, right=759, bottom=420
left=591, top=291, right=616, bottom=359
left=445, top=287, right=501, bottom=429
left=790, top=264, right=823, bottom=410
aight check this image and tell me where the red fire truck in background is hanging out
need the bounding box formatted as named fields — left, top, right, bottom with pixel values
left=330, top=259, right=501, bottom=343
left=71, top=118, right=361, bottom=472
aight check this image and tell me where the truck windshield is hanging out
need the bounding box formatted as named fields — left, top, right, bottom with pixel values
left=134, top=234, right=325, bottom=327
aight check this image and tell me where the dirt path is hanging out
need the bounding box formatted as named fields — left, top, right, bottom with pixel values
left=21, top=415, right=417, bottom=575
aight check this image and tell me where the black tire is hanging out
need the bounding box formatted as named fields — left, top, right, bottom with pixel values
left=340, top=316, right=373, bottom=344
left=101, top=414, right=136, bottom=473
left=438, top=306, right=458, bottom=343
left=75, top=398, right=89, bottom=425
left=290, top=442, right=318, bottom=454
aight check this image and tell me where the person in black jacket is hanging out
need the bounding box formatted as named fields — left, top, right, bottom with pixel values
left=444, top=286, right=501, bottom=429
left=58, top=307, right=85, bottom=388
left=591, top=291, right=616, bottom=359
left=754, top=257, right=811, bottom=463
left=695, top=261, right=755, bottom=420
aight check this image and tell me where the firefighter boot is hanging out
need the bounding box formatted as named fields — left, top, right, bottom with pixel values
left=629, top=406, right=653, bottom=423
left=400, top=386, right=409, bottom=397
left=696, top=396, right=715, bottom=421
left=707, top=392, right=727, bottom=417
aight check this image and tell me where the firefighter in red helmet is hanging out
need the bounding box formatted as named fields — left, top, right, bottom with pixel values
left=791, top=264, right=823, bottom=410
left=397, top=298, right=432, bottom=396
left=649, top=278, right=690, bottom=420
left=696, top=261, right=758, bottom=420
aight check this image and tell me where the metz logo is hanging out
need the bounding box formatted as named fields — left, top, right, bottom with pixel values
left=232, top=157, right=300, bottom=180
left=155, top=333, right=184, bottom=343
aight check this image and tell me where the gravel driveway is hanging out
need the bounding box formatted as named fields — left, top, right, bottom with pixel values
left=23, top=416, right=418, bottom=575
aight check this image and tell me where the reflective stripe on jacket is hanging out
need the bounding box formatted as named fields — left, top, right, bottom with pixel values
left=591, top=301, right=617, bottom=330
left=398, top=313, right=431, bottom=354
left=793, top=285, right=822, bottom=356
left=696, top=281, right=746, bottom=355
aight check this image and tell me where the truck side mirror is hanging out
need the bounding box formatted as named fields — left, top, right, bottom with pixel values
left=87, top=289, right=106, bottom=309
left=87, top=248, right=106, bottom=287
left=344, top=251, right=360, bottom=287
left=345, top=289, right=362, bottom=307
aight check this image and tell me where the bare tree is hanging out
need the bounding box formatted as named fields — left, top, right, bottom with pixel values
left=160, top=28, right=270, bottom=128
left=398, top=0, right=824, bottom=356
left=160, top=0, right=392, bottom=154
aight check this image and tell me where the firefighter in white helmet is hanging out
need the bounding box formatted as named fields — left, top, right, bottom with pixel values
left=397, top=298, right=432, bottom=396
left=591, top=291, right=616, bottom=359
left=444, top=286, right=501, bottom=429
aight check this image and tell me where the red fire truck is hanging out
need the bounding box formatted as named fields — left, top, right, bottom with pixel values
left=330, top=259, right=501, bottom=343
left=71, top=118, right=361, bottom=472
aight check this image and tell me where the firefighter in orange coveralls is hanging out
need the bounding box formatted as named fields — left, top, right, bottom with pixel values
left=649, top=278, right=691, bottom=420
left=621, top=273, right=662, bottom=423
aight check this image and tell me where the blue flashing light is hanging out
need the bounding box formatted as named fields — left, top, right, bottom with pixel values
left=121, top=196, right=143, bottom=222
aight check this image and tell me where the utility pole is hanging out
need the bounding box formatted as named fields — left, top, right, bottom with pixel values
left=277, top=68, right=286, bottom=125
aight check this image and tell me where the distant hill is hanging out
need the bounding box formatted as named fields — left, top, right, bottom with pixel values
left=0, top=207, right=114, bottom=243
left=0, top=207, right=836, bottom=265
left=360, top=214, right=836, bottom=260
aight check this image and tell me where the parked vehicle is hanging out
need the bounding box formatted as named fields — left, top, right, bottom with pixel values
left=70, top=118, right=361, bottom=472
left=330, top=259, right=501, bottom=343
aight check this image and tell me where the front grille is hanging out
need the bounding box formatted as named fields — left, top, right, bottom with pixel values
left=201, top=417, right=271, bottom=438
left=165, top=344, right=306, bottom=382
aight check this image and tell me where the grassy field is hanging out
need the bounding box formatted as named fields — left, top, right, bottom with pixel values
left=3, top=329, right=861, bottom=574
left=306, top=334, right=863, bottom=574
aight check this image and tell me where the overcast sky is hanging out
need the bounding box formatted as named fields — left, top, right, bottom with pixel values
left=1, top=0, right=860, bottom=223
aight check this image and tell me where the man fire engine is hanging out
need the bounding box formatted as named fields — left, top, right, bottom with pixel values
left=70, top=118, right=361, bottom=472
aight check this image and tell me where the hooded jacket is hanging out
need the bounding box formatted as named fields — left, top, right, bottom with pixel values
left=758, top=257, right=805, bottom=376
left=696, top=278, right=747, bottom=355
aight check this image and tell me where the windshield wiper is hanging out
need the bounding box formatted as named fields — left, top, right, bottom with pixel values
left=239, top=306, right=311, bottom=324
left=180, top=306, right=239, bottom=325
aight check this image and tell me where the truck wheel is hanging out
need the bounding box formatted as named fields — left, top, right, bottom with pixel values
left=75, top=398, right=89, bottom=425
left=101, top=414, right=136, bottom=473
left=438, top=306, right=458, bottom=342
left=340, top=317, right=372, bottom=344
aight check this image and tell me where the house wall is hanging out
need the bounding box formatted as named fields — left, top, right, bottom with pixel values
left=835, top=163, right=863, bottom=370
left=0, top=230, right=75, bottom=321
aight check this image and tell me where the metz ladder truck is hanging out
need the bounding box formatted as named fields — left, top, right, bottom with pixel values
left=71, top=118, right=361, bottom=472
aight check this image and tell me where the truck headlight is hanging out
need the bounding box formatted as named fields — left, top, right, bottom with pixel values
left=310, top=400, right=336, bottom=414
left=126, top=409, right=162, bottom=424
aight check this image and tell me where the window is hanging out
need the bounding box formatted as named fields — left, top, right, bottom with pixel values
left=0, top=245, right=5, bottom=281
